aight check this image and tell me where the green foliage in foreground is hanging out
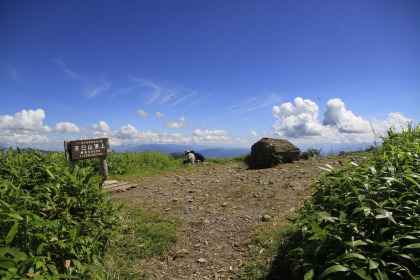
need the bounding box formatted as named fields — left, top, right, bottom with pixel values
left=277, top=124, right=420, bottom=279
left=0, top=148, right=121, bottom=279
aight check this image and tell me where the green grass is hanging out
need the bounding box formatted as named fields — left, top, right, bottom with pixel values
left=95, top=203, right=181, bottom=279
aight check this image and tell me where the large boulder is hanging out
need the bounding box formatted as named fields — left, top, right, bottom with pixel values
left=250, top=138, right=300, bottom=168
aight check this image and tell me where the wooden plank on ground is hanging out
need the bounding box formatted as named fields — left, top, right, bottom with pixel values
left=103, top=180, right=137, bottom=193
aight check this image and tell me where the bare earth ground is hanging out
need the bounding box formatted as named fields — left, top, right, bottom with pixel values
left=112, top=157, right=354, bottom=280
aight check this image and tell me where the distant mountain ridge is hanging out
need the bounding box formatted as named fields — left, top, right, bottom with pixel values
left=113, top=144, right=250, bottom=158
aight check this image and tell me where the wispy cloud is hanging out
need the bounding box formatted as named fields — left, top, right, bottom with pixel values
left=55, top=58, right=110, bottom=98
left=10, top=69, right=20, bottom=82
left=130, top=77, right=206, bottom=108
left=130, top=78, right=164, bottom=104
left=170, top=91, right=198, bottom=107
left=55, top=58, right=80, bottom=79
left=226, top=94, right=282, bottom=115
left=84, top=75, right=110, bottom=99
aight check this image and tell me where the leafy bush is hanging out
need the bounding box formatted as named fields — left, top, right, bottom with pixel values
left=282, top=124, right=420, bottom=279
left=307, top=147, right=323, bottom=158
left=0, top=148, right=120, bottom=279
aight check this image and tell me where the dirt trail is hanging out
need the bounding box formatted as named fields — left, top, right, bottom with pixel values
left=112, top=157, right=348, bottom=279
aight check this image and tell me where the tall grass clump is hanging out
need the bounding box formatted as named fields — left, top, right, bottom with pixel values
left=280, top=124, right=420, bottom=279
left=0, top=148, right=120, bottom=279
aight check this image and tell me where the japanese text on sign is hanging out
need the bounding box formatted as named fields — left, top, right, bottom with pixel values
left=65, top=138, right=110, bottom=161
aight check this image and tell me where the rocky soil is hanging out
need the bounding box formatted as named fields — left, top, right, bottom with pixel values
left=112, top=157, right=354, bottom=280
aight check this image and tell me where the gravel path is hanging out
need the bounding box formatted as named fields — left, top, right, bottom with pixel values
left=112, top=157, right=347, bottom=279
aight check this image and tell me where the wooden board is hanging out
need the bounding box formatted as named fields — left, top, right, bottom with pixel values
left=103, top=180, right=137, bottom=193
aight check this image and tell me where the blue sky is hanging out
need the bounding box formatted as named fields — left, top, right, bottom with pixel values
left=1, top=0, right=419, bottom=151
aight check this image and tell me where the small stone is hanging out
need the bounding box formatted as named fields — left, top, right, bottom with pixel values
left=197, top=258, right=207, bottom=263
left=261, top=215, right=271, bottom=222
left=221, top=202, right=228, bottom=207
left=173, top=198, right=179, bottom=203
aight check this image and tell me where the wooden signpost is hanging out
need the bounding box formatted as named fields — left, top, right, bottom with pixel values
left=64, top=138, right=111, bottom=177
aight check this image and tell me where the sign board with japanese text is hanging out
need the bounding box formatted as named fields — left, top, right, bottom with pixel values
left=64, top=138, right=110, bottom=161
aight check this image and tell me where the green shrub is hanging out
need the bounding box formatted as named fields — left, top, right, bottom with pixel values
left=307, top=147, right=323, bottom=158
left=0, top=148, right=120, bottom=279
left=282, top=124, right=420, bottom=279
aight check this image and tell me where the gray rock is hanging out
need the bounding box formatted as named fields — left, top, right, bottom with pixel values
left=250, top=138, right=300, bottom=168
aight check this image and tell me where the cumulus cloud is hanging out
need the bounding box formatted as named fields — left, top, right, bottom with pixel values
left=323, top=98, right=371, bottom=133
left=0, top=109, right=52, bottom=132
left=156, top=112, right=165, bottom=118
left=273, top=97, right=324, bottom=138
left=165, top=121, right=189, bottom=129
left=136, top=109, right=149, bottom=117
left=371, top=112, right=412, bottom=134
left=272, top=97, right=413, bottom=144
left=0, top=129, right=50, bottom=148
left=91, top=121, right=112, bottom=132
left=54, top=122, right=80, bottom=133
left=250, top=130, right=257, bottom=137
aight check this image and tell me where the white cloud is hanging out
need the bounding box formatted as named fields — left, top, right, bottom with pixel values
left=156, top=112, right=165, bottom=118
left=106, top=124, right=191, bottom=146
left=0, top=109, right=52, bottom=132
left=135, top=109, right=149, bottom=117
left=91, top=121, right=112, bottom=132
left=273, top=97, right=324, bottom=138
left=0, top=129, right=50, bottom=149
left=192, top=129, right=228, bottom=142
left=323, top=98, right=371, bottom=133
left=54, top=122, right=80, bottom=133
left=165, top=121, right=189, bottom=129
left=272, top=97, right=414, bottom=144
left=178, top=116, right=187, bottom=122
left=371, top=112, right=412, bottom=136
left=250, top=130, right=257, bottom=137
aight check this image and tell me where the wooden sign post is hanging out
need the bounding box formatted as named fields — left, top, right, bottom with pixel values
left=64, top=138, right=111, bottom=177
